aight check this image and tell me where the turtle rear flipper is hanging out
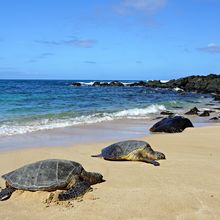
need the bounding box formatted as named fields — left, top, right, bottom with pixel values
left=0, top=187, right=16, bottom=201
left=58, top=181, right=91, bottom=201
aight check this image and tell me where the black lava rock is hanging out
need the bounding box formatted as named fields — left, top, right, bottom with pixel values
left=185, top=107, right=200, bottom=115
left=92, top=82, right=110, bottom=86
left=199, top=111, right=210, bottom=117
left=209, top=117, right=219, bottom=120
left=129, top=81, right=147, bottom=87
left=92, top=81, right=101, bottom=86
left=213, top=94, right=220, bottom=101
left=71, top=82, right=81, bottom=86
left=145, top=74, right=220, bottom=94
left=149, top=116, right=194, bottom=133
left=109, top=81, right=124, bottom=86
left=160, top=111, right=174, bottom=116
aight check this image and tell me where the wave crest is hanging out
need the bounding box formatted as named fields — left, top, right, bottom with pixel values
left=113, top=104, right=166, bottom=118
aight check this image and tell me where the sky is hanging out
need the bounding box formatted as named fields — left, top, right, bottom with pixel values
left=0, top=0, right=220, bottom=80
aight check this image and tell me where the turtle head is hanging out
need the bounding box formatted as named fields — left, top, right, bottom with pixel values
left=82, top=171, right=104, bottom=185
left=154, top=151, right=166, bottom=160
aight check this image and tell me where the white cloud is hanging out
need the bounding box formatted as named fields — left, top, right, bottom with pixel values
left=84, top=60, right=97, bottom=64
left=35, top=38, right=96, bottom=48
left=114, top=0, right=166, bottom=15
left=197, top=43, right=220, bottom=53
left=64, top=39, right=96, bottom=48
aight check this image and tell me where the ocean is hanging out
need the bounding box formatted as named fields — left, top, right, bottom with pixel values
left=0, top=79, right=214, bottom=139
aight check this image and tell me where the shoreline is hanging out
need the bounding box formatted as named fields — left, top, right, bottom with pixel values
left=0, top=113, right=217, bottom=151
left=0, top=124, right=220, bottom=219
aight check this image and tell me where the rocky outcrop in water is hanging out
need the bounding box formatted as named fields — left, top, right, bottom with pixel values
left=160, top=111, right=174, bottom=116
left=71, top=82, right=81, bottom=86
left=129, top=81, right=148, bottom=87
left=185, top=107, right=200, bottom=115
left=199, top=111, right=210, bottom=117
left=145, top=74, right=220, bottom=94
left=213, top=94, right=220, bottom=101
left=109, top=81, right=124, bottom=86
left=210, top=116, right=220, bottom=120
left=70, top=74, right=220, bottom=96
left=149, top=116, right=194, bottom=133
left=92, top=81, right=124, bottom=87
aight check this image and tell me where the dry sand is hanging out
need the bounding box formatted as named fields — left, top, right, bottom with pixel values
left=0, top=125, right=220, bottom=220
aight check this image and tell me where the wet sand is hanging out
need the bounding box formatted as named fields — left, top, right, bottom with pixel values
left=0, top=115, right=214, bottom=151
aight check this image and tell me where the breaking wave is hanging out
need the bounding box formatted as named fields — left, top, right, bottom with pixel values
left=0, top=104, right=166, bottom=136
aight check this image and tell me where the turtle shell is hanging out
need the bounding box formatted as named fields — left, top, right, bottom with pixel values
left=101, top=140, right=151, bottom=159
left=2, top=159, right=83, bottom=191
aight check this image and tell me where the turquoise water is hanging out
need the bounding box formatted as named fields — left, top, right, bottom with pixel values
left=0, top=80, right=212, bottom=137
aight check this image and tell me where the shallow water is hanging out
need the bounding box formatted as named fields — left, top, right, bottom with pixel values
left=0, top=80, right=214, bottom=138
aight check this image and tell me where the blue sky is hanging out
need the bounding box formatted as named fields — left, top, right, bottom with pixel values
left=0, top=0, right=219, bottom=80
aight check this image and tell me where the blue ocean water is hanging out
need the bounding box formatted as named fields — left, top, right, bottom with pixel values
left=0, top=80, right=212, bottom=137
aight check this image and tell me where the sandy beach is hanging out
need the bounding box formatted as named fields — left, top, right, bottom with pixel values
left=0, top=124, right=219, bottom=220
left=1, top=0, right=220, bottom=218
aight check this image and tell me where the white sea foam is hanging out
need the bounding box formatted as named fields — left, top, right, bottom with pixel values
left=160, top=80, right=170, bottom=83
left=75, top=81, right=135, bottom=86
left=0, top=104, right=166, bottom=137
left=78, top=81, right=95, bottom=86
left=173, top=87, right=184, bottom=92
left=113, top=105, right=166, bottom=118
left=122, top=82, right=135, bottom=86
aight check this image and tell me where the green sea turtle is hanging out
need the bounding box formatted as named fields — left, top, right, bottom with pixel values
left=0, top=159, right=103, bottom=201
left=92, top=140, right=165, bottom=166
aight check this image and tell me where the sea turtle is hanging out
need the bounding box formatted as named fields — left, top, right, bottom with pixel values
left=0, top=159, right=103, bottom=201
left=92, top=140, right=165, bottom=166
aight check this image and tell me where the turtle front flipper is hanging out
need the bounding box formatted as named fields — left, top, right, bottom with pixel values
left=140, top=158, right=160, bottom=166
left=91, top=154, right=102, bottom=158
left=0, top=186, right=16, bottom=201
left=58, top=181, right=91, bottom=201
